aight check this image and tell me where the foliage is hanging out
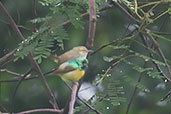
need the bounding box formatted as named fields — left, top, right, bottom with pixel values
left=0, top=0, right=171, bottom=114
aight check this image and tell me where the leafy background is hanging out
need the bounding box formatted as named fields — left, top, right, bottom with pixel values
left=0, top=0, right=171, bottom=114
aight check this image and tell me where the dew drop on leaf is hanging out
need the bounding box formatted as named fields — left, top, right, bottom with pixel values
left=164, top=79, right=168, bottom=83
left=17, top=48, right=20, bottom=51
left=106, top=107, right=110, bottom=109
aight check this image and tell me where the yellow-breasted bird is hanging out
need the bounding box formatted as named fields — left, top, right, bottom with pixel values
left=54, top=57, right=88, bottom=82
left=54, top=46, right=92, bottom=64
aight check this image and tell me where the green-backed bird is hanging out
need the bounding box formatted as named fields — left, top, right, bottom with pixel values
left=54, top=57, right=88, bottom=82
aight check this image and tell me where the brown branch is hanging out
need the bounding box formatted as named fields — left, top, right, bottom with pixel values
left=77, top=96, right=102, bottom=114
left=110, top=1, right=139, bottom=24
left=146, top=31, right=171, bottom=81
left=151, top=31, right=171, bottom=35
left=0, top=2, right=58, bottom=109
left=63, top=82, right=79, bottom=114
left=86, top=0, right=97, bottom=49
left=96, top=55, right=135, bottom=86
left=32, top=0, right=38, bottom=32
left=0, top=49, right=17, bottom=65
left=139, top=33, right=171, bottom=82
left=10, top=69, right=32, bottom=113
left=16, top=108, right=62, bottom=114
left=0, top=69, right=25, bottom=77
left=61, top=5, right=112, bottom=27
left=91, top=28, right=137, bottom=56
left=160, top=90, right=171, bottom=101
left=125, top=62, right=147, bottom=114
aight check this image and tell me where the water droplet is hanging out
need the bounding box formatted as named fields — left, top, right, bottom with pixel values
left=106, top=107, right=110, bottom=109
left=144, top=89, right=149, bottom=92
left=17, top=48, right=20, bottom=51
left=108, top=74, right=112, bottom=76
left=76, top=18, right=80, bottom=20
left=107, top=98, right=110, bottom=101
left=164, top=79, right=168, bottom=82
left=145, top=59, right=149, bottom=61
left=56, top=2, right=61, bottom=7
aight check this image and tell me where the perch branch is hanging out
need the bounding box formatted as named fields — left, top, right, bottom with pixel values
left=63, top=82, right=79, bottom=114
left=16, top=108, right=62, bottom=114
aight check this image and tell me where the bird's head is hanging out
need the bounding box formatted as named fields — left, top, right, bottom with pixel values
left=73, top=46, right=94, bottom=57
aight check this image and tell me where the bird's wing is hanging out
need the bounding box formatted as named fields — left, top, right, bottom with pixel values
left=58, top=51, right=80, bottom=64
left=55, top=62, right=76, bottom=74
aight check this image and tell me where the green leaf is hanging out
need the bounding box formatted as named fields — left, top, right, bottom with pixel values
left=123, top=76, right=150, bottom=93
left=103, top=55, right=123, bottom=62
left=151, top=33, right=171, bottom=42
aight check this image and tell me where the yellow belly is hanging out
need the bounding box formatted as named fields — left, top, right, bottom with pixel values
left=59, top=69, right=85, bottom=82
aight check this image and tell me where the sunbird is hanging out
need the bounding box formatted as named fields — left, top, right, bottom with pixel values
left=54, top=57, right=88, bottom=82
left=54, top=46, right=93, bottom=64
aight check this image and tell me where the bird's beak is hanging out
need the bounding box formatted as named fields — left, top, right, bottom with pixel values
left=88, top=50, right=94, bottom=54
left=83, top=62, right=88, bottom=70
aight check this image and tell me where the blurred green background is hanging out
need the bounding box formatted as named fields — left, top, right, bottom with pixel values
left=0, top=0, right=171, bottom=114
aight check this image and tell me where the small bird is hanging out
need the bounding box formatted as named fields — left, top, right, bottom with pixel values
left=54, top=57, right=88, bottom=82
left=54, top=46, right=93, bottom=64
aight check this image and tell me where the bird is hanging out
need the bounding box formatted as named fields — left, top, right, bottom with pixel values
left=54, top=57, right=88, bottom=82
left=54, top=46, right=93, bottom=64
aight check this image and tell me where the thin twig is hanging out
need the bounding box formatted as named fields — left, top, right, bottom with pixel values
left=32, top=0, right=38, bottom=32
left=0, top=49, right=17, bottom=65
left=147, top=31, right=171, bottom=81
left=139, top=33, right=171, bottom=82
left=10, top=69, right=32, bottom=113
left=91, top=28, right=137, bottom=56
left=86, top=0, right=97, bottom=49
left=160, top=91, right=171, bottom=101
left=125, top=62, right=147, bottom=114
left=16, top=108, right=62, bottom=114
left=0, top=69, right=26, bottom=77
left=61, top=5, right=113, bottom=27
left=96, top=55, right=135, bottom=86
left=110, top=1, right=139, bottom=24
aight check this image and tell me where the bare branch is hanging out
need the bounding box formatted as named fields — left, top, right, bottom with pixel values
left=16, top=108, right=62, bottom=114
left=110, top=1, right=139, bottom=24
left=160, top=91, right=171, bottom=101
left=0, top=69, right=25, bottom=77
left=139, top=33, right=171, bottom=82
left=86, top=0, right=97, bottom=49
left=63, top=82, right=79, bottom=114
left=125, top=62, right=147, bottom=114
left=147, top=31, right=171, bottom=81
left=0, top=49, right=17, bottom=65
